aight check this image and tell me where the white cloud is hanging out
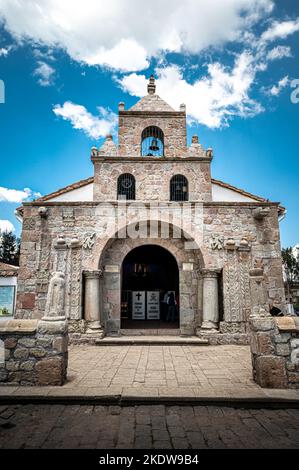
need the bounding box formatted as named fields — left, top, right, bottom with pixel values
left=268, top=75, right=289, bottom=96
left=84, top=39, right=149, bottom=71
left=119, top=54, right=263, bottom=128
left=0, top=47, right=9, bottom=57
left=0, top=220, right=15, bottom=233
left=267, top=45, right=292, bottom=61
left=0, top=0, right=274, bottom=71
left=0, top=187, right=41, bottom=203
left=33, top=61, right=55, bottom=86
left=53, top=101, right=118, bottom=139
left=261, top=19, right=299, bottom=43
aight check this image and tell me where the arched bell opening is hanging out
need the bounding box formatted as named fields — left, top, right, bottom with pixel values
left=141, top=126, right=164, bottom=157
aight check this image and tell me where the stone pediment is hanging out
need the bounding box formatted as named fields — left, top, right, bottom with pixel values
left=129, top=94, right=175, bottom=113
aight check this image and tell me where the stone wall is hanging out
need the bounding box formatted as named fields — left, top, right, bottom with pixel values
left=0, top=319, right=68, bottom=386
left=93, top=158, right=212, bottom=202
left=250, top=315, right=299, bottom=389
left=118, top=112, right=187, bottom=158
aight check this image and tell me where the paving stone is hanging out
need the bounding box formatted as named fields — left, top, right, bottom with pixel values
left=1, top=404, right=299, bottom=449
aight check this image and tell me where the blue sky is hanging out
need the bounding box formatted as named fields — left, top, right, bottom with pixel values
left=0, top=0, right=298, bottom=247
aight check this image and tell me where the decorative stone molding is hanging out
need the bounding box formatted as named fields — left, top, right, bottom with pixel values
left=70, top=237, right=81, bottom=249
left=62, top=207, right=75, bottom=227
left=249, top=261, right=270, bottom=317
left=180, top=103, right=186, bottom=112
left=36, top=279, right=48, bottom=294
left=206, top=148, right=213, bottom=159
left=91, top=146, right=98, bottom=158
left=253, top=207, right=270, bottom=220
left=210, top=234, right=224, bottom=250
left=225, top=238, right=236, bottom=250
left=38, top=206, right=48, bottom=218
left=201, top=268, right=220, bottom=279
left=83, top=232, right=96, bottom=250
left=53, top=238, right=68, bottom=273
left=69, top=239, right=82, bottom=320
left=23, top=218, right=36, bottom=231
left=238, top=238, right=251, bottom=251
left=54, top=237, right=67, bottom=250
left=83, top=270, right=102, bottom=279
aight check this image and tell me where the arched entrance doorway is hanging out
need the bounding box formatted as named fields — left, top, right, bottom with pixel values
left=121, top=245, right=179, bottom=329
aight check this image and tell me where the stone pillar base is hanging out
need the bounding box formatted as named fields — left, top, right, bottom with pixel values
left=86, top=321, right=105, bottom=338
left=180, top=325, right=194, bottom=336
left=199, top=321, right=219, bottom=334
left=41, top=316, right=66, bottom=322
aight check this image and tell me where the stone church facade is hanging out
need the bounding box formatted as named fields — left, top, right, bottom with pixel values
left=15, top=76, right=286, bottom=343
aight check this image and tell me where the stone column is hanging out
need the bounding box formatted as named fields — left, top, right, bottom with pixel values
left=84, top=270, right=104, bottom=337
left=201, top=269, right=220, bottom=332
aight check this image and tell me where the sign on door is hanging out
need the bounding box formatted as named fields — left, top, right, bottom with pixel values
left=132, top=291, right=146, bottom=320
left=147, top=291, right=160, bottom=320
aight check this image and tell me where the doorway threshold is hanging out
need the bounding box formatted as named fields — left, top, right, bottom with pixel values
left=120, top=328, right=180, bottom=336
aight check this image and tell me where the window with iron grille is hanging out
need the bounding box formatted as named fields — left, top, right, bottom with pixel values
left=170, top=175, right=188, bottom=201
left=141, top=126, right=164, bottom=157
left=117, top=174, right=136, bottom=200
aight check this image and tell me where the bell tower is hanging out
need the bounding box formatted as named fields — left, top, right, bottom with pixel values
left=118, top=76, right=187, bottom=158
left=91, top=75, right=213, bottom=202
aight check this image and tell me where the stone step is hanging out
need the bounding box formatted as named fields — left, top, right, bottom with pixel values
left=96, top=335, right=209, bottom=345
left=120, top=328, right=180, bottom=336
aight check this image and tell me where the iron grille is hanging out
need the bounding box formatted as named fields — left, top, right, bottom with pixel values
left=117, top=173, right=136, bottom=200
left=170, top=174, right=188, bottom=201
left=141, top=126, right=164, bottom=157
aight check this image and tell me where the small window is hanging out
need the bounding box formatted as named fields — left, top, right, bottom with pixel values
left=141, top=126, right=164, bottom=157
left=170, top=175, right=188, bottom=201
left=117, top=174, right=136, bottom=200
left=0, top=285, right=15, bottom=316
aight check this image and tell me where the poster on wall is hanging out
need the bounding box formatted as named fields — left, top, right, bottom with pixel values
left=147, top=291, right=160, bottom=320
left=0, top=286, right=15, bottom=316
left=132, top=291, right=145, bottom=320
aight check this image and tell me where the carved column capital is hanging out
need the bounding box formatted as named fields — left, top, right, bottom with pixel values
left=201, top=268, right=221, bottom=279
left=83, top=270, right=102, bottom=279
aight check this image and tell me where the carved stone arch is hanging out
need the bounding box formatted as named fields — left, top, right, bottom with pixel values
left=97, top=220, right=205, bottom=336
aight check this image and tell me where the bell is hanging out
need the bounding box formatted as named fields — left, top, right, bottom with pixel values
left=149, top=138, right=159, bottom=152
